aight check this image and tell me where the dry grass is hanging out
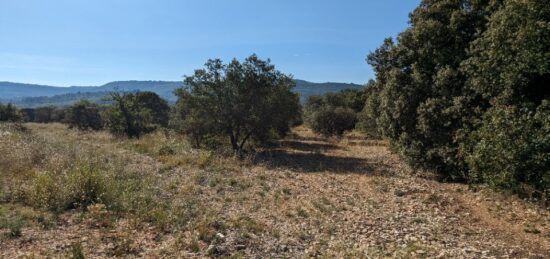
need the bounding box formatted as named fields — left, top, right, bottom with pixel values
left=1, top=123, right=549, bottom=258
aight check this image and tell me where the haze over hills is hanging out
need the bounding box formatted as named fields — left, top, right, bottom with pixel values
left=0, top=80, right=364, bottom=107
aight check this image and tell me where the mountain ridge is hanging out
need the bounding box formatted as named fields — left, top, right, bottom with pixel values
left=0, top=80, right=364, bottom=107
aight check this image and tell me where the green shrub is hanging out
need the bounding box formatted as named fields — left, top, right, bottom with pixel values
left=0, top=103, right=22, bottom=122
left=66, top=164, right=113, bottom=209
left=25, top=164, right=113, bottom=211
left=310, top=107, right=357, bottom=137
left=27, top=172, right=66, bottom=211
left=103, top=91, right=170, bottom=138
left=460, top=102, right=550, bottom=198
left=65, top=100, right=103, bottom=131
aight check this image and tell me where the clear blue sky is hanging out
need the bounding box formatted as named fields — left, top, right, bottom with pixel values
left=0, top=0, right=419, bottom=86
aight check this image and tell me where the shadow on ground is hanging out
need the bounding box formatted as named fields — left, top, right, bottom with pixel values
left=253, top=149, right=397, bottom=176
left=278, top=140, right=339, bottom=153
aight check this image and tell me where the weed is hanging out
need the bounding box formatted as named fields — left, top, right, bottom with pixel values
left=297, top=207, right=309, bottom=218
left=68, top=242, right=85, bottom=259
left=6, top=218, right=24, bottom=238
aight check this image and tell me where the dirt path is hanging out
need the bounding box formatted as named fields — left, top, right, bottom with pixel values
left=1, top=124, right=548, bottom=258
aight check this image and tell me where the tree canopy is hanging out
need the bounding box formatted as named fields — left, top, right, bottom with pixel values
left=103, top=91, right=170, bottom=138
left=173, top=54, right=301, bottom=152
left=359, top=0, right=549, bottom=196
left=65, top=100, right=103, bottom=131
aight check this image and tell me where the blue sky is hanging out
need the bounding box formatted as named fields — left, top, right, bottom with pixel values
left=0, top=0, right=419, bottom=86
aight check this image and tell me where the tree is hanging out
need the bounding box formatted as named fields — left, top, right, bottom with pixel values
left=174, top=54, right=300, bottom=152
left=65, top=100, right=103, bottom=131
left=360, top=0, right=501, bottom=180
left=0, top=103, right=22, bottom=122
left=360, top=0, right=549, bottom=197
left=103, top=92, right=170, bottom=138
left=459, top=0, right=550, bottom=196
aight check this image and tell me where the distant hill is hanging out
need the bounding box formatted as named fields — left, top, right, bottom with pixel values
left=0, top=80, right=363, bottom=107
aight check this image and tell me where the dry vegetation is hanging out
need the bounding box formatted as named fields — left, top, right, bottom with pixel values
left=1, top=123, right=549, bottom=258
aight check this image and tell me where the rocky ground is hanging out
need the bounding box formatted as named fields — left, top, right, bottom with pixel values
left=1, top=124, right=548, bottom=258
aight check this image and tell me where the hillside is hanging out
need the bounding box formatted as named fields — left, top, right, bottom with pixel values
left=0, top=123, right=548, bottom=258
left=0, top=80, right=363, bottom=107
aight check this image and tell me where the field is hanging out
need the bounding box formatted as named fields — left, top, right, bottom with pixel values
left=1, top=123, right=549, bottom=258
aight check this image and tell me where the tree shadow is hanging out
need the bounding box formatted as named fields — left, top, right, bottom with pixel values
left=345, top=140, right=387, bottom=147
left=253, top=149, right=397, bottom=176
left=278, top=140, right=339, bottom=153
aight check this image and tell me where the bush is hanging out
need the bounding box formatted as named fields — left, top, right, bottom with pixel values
left=310, top=107, right=357, bottom=137
left=25, top=164, right=113, bottom=211
left=27, top=172, right=67, bottom=211
left=65, top=100, right=103, bottom=130
left=0, top=103, right=21, bottom=122
left=303, top=88, right=365, bottom=136
left=103, top=92, right=170, bottom=138
left=66, top=164, right=113, bottom=209
left=460, top=102, right=550, bottom=198
left=21, top=106, right=65, bottom=123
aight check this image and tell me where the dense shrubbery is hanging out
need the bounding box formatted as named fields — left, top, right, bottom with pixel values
left=65, top=100, right=103, bottom=130
left=20, top=106, right=66, bottom=123
left=304, top=89, right=365, bottom=136
left=103, top=92, right=170, bottom=138
left=359, top=0, right=550, bottom=196
left=310, top=107, right=357, bottom=137
left=172, top=54, right=301, bottom=152
left=460, top=102, right=550, bottom=198
left=0, top=103, right=22, bottom=122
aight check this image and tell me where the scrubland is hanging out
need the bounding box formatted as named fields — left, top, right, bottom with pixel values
left=0, top=123, right=548, bottom=258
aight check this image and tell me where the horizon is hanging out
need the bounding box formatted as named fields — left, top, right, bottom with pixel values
left=0, top=0, right=419, bottom=87
left=0, top=78, right=363, bottom=88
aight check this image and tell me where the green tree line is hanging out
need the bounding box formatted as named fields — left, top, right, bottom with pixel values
left=358, top=0, right=549, bottom=199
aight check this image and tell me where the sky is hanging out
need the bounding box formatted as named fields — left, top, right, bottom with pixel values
left=0, top=0, right=419, bottom=86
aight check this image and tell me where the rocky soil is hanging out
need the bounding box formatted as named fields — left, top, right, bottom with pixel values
left=1, top=124, right=548, bottom=258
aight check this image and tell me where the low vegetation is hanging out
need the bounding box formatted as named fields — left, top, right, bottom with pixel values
left=0, top=103, right=21, bottom=122
left=303, top=89, right=365, bottom=137
left=1, top=123, right=548, bottom=257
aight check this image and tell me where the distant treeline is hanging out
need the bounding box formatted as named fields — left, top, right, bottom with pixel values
left=8, top=91, right=112, bottom=108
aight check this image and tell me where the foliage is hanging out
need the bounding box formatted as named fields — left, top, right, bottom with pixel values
left=457, top=0, right=550, bottom=195
left=356, top=80, right=381, bottom=137
left=25, top=164, right=113, bottom=212
left=103, top=91, right=170, bottom=138
left=0, top=103, right=22, bottom=122
left=304, top=88, right=365, bottom=136
left=360, top=0, right=550, bottom=195
left=460, top=102, right=550, bottom=198
left=65, top=100, right=103, bottom=130
left=173, top=54, right=301, bottom=152
left=310, top=107, right=357, bottom=137
left=20, top=106, right=66, bottom=123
